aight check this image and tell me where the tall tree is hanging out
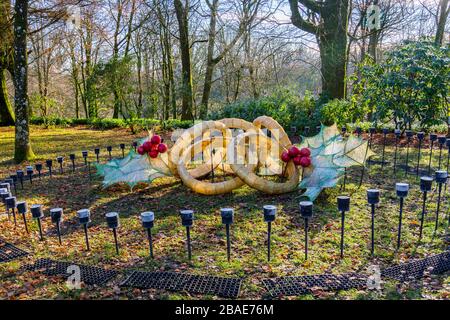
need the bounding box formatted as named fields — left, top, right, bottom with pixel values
left=289, top=0, right=350, bottom=100
left=435, top=0, right=449, bottom=46
left=0, top=0, right=15, bottom=126
left=174, top=0, right=194, bottom=120
left=13, top=0, right=35, bottom=162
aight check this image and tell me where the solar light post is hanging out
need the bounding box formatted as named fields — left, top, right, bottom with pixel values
left=221, top=208, right=234, bottom=262
left=1, top=191, right=11, bottom=220
left=106, top=212, right=120, bottom=255
left=299, top=201, right=313, bottom=260
left=107, top=146, right=112, bottom=160
left=404, top=130, right=413, bottom=175
left=57, top=156, right=64, bottom=174
left=355, top=127, right=362, bottom=138
left=26, top=166, right=33, bottom=184
left=77, top=209, right=91, bottom=251
left=36, top=163, right=43, bottom=179
left=46, top=159, right=53, bottom=177
left=69, top=154, right=76, bottom=173
left=31, top=204, right=44, bottom=240
left=368, top=127, right=376, bottom=149
left=0, top=182, right=10, bottom=193
left=180, top=210, right=194, bottom=261
left=16, top=201, right=29, bottom=233
left=416, top=132, right=425, bottom=176
left=9, top=175, right=17, bottom=194
left=395, top=183, right=409, bottom=250
left=263, top=205, right=276, bottom=262
left=304, top=126, right=310, bottom=136
left=6, top=196, right=17, bottom=225
left=393, top=129, right=401, bottom=173
left=337, top=196, right=350, bottom=259
left=120, top=143, right=125, bottom=158
left=419, top=177, right=433, bottom=239
left=437, top=137, right=446, bottom=170
left=341, top=126, right=347, bottom=136
left=381, top=128, right=389, bottom=168
left=434, top=171, right=447, bottom=232
left=367, top=189, right=380, bottom=256
left=82, top=151, right=88, bottom=166
left=428, top=134, right=438, bottom=175
left=141, top=212, right=155, bottom=258
left=316, top=125, right=321, bottom=133
left=50, top=208, right=63, bottom=245
left=94, top=148, right=100, bottom=162
left=16, top=170, right=24, bottom=189
left=132, top=141, right=138, bottom=152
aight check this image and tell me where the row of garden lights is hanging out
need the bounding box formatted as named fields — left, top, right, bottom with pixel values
left=1, top=173, right=448, bottom=261
left=2, top=142, right=141, bottom=193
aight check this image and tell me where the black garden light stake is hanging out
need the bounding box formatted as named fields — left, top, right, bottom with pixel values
left=141, top=211, right=155, bottom=258
left=446, top=139, right=450, bottom=172
left=416, top=132, right=425, bottom=176
left=57, top=156, right=64, bottom=174
left=106, top=212, right=120, bottom=255
left=9, top=175, right=17, bottom=194
left=304, top=126, right=310, bottom=136
left=16, top=201, right=29, bottom=233
left=428, top=134, right=438, bottom=175
left=1, top=191, right=12, bottom=220
left=437, top=136, right=446, bottom=170
left=46, top=159, right=53, bottom=177
left=404, top=130, right=413, bottom=176
left=4, top=178, right=14, bottom=195
left=82, top=151, right=88, bottom=166
left=26, top=166, right=33, bottom=184
left=5, top=196, right=17, bottom=226
left=107, top=146, right=112, bottom=160
left=0, top=182, right=11, bottom=193
left=69, top=154, right=76, bottom=173
left=180, top=210, right=194, bottom=261
left=120, top=143, right=125, bottom=158
left=341, top=126, right=347, bottom=136
left=337, top=196, right=350, bottom=259
left=290, top=125, right=297, bottom=136
left=35, top=163, right=43, bottom=179
left=94, top=148, right=100, bottom=163
left=132, top=141, right=138, bottom=152
left=355, top=127, right=362, bottom=138
left=393, top=129, right=401, bottom=173
left=77, top=209, right=91, bottom=251
left=434, top=170, right=448, bottom=232
left=395, top=183, right=409, bottom=250
left=299, top=201, right=313, bottom=260
left=316, top=125, right=321, bottom=133
left=367, top=189, right=380, bottom=256
left=419, top=177, right=433, bottom=239
left=31, top=204, right=44, bottom=240
left=263, top=205, right=276, bottom=261
left=50, top=208, right=63, bottom=245
left=221, top=208, right=234, bottom=262
left=16, top=170, right=24, bottom=189
left=381, top=128, right=389, bottom=168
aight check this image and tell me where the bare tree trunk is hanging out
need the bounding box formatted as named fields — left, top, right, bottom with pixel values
left=13, top=0, right=35, bottom=162
left=435, top=0, right=449, bottom=46
left=174, top=0, right=194, bottom=120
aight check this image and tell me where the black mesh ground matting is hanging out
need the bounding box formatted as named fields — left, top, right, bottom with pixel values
left=382, top=251, right=450, bottom=281
left=24, top=258, right=118, bottom=285
left=0, top=241, right=28, bottom=262
left=367, top=159, right=390, bottom=166
left=121, top=271, right=242, bottom=298
left=262, top=273, right=367, bottom=297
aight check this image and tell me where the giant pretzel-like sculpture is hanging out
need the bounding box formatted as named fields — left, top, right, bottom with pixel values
left=168, top=116, right=299, bottom=195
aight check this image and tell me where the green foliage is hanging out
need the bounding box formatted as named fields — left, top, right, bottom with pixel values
left=351, top=41, right=450, bottom=129
left=210, top=88, right=318, bottom=131
left=318, top=99, right=367, bottom=126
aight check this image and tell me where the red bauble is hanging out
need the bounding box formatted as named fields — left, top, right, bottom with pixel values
left=149, top=150, right=159, bottom=158
left=299, top=157, right=311, bottom=167
left=293, top=155, right=302, bottom=166
left=288, top=146, right=300, bottom=158
left=151, top=135, right=161, bottom=145
left=137, top=146, right=145, bottom=155
left=142, top=140, right=153, bottom=152
left=158, top=143, right=168, bottom=153
left=151, top=144, right=159, bottom=151
left=299, top=147, right=311, bottom=157
left=281, top=151, right=290, bottom=162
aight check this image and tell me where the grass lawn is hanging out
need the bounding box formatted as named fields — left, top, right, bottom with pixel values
left=0, top=125, right=449, bottom=300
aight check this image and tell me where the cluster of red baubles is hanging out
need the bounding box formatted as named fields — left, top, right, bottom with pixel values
left=281, top=146, right=311, bottom=168
left=137, top=135, right=168, bottom=158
